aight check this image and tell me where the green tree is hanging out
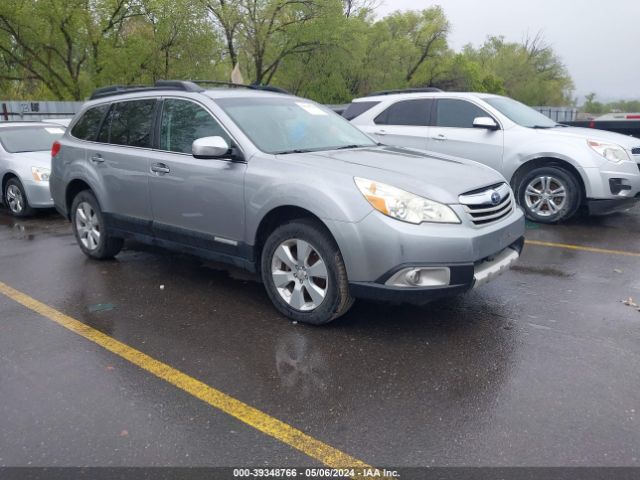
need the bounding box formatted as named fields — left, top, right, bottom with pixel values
left=462, top=34, right=574, bottom=105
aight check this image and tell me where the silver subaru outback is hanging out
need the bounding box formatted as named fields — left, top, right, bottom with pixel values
left=50, top=81, right=525, bottom=324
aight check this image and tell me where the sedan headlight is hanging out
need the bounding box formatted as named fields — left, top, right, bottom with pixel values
left=587, top=140, right=630, bottom=163
left=31, top=167, right=51, bottom=182
left=354, top=177, right=460, bottom=224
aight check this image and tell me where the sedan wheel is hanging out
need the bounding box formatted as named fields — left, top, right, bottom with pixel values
left=524, top=175, right=568, bottom=218
left=6, top=184, right=24, bottom=215
left=271, top=238, right=329, bottom=312
left=4, top=178, right=34, bottom=217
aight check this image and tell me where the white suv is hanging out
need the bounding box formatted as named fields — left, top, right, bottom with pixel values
left=347, top=90, right=640, bottom=223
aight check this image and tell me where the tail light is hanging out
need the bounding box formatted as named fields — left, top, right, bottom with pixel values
left=51, top=141, right=61, bottom=158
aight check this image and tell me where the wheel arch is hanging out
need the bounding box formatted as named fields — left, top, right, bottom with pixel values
left=510, top=157, right=587, bottom=204
left=2, top=171, right=19, bottom=195
left=252, top=205, right=338, bottom=274
left=65, top=178, right=94, bottom=215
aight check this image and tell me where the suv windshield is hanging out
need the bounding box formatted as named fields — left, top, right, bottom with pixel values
left=215, top=97, right=376, bottom=154
left=0, top=125, right=65, bottom=153
left=485, top=96, right=557, bottom=128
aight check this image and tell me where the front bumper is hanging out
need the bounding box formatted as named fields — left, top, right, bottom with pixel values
left=582, top=159, right=640, bottom=201
left=349, top=237, right=524, bottom=305
left=23, top=180, right=54, bottom=208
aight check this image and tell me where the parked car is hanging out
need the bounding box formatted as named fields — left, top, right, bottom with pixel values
left=50, top=81, right=525, bottom=324
left=346, top=89, right=640, bottom=223
left=0, top=121, right=66, bottom=217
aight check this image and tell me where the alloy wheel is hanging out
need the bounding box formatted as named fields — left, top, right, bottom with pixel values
left=6, top=185, right=24, bottom=214
left=524, top=175, right=568, bottom=217
left=271, top=238, right=329, bottom=311
left=75, top=201, right=101, bottom=251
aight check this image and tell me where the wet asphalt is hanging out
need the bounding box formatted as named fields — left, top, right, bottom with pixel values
left=0, top=205, right=639, bottom=468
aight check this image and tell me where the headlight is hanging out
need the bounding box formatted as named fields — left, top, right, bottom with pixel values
left=354, top=177, right=460, bottom=224
left=587, top=140, right=630, bottom=163
left=31, top=167, right=51, bottom=182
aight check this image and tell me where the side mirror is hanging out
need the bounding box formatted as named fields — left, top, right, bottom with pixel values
left=192, top=136, right=232, bottom=159
left=473, top=117, right=499, bottom=131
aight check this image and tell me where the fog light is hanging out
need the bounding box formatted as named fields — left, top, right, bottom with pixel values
left=385, top=267, right=450, bottom=287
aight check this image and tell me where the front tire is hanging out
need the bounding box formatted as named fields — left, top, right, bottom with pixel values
left=261, top=219, right=354, bottom=325
left=70, top=190, right=123, bottom=259
left=4, top=178, right=34, bottom=217
left=516, top=166, right=581, bottom=223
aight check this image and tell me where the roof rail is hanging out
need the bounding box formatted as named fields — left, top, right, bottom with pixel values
left=368, top=87, right=443, bottom=96
left=190, top=80, right=290, bottom=94
left=88, top=80, right=205, bottom=100
left=88, top=80, right=289, bottom=100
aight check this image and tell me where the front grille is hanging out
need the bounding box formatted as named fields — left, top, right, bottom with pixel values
left=459, top=183, right=514, bottom=226
left=632, top=147, right=640, bottom=155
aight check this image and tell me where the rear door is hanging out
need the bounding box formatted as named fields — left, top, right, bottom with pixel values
left=86, top=98, right=157, bottom=234
left=362, top=99, right=432, bottom=150
left=148, top=97, right=247, bottom=255
left=428, top=98, right=504, bottom=172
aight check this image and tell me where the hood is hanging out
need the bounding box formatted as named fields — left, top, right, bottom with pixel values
left=282, top=146, right=506, bottom=204
left=540, top=126, right=640, bottom=150
left=9, top=150, right=52, bottom=169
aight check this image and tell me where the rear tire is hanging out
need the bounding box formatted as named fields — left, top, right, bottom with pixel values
left=261, top=219, right=354, bottom=325
left=516, top=166, right=581, bottom=223
left=4, top=178, right=34, bottom=217
left=70, top=190, right=123, bottom=259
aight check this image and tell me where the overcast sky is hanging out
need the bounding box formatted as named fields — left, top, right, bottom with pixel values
left=377, top=0, right=640, bottom=102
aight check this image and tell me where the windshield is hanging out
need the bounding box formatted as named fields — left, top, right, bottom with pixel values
left=0, top=125, right=65, bottom=153
left=484, top=96, right=557, bottom=128
left=215, top=97, right=376, bottom=154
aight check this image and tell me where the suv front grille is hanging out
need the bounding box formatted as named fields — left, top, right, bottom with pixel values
left=632, top=147, right=640, bottom=155
left=459, top=183, right=514, bottom=226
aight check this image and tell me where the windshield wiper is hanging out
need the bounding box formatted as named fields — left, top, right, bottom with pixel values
left=273, top=149, right=313, bottom=154
left=333, top=144, right=367, bottom=150
left=531, top=125, right=553, bottom=129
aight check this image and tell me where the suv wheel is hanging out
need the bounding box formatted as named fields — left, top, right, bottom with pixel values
left=71, top=190, right=123, bottom=259
left=516, top=166, right=580, bottom=223
left=4, top=178, right=34, bottom=217
left=261, top=219, right=354, bottom=325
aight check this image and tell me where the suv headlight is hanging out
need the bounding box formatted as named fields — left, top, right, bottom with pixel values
left=354, top=177, right=460, bottom=224
left=31, top=167, right=51, bottom=182
left=587, top=140, right=630, bottom=163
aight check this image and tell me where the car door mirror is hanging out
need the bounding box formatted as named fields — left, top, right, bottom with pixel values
left=473, top=117, right=499, bottom=131
left=192, top=136, right=231, bottom=159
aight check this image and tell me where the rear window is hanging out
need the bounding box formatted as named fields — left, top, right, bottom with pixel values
left=342, top=101, right=380, bottom=120
left=0, top=126, right=65, bottom=153
left=97, top=99, right=156, bottom=148
left=374, top=99, right=432, bottom=126
left=71, top=104, right=109, bottom=141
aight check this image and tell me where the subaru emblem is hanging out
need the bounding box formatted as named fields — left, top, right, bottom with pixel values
left=490, top=191, right=501, bottom=205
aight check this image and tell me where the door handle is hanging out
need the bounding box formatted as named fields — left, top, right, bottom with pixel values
left=90, top=154, right=104, bottom=163
left=151, top=163, right=170, bottom=174
left=432, top=134, right=447, bottom=141
left=375, top=130, right=387, bottom=136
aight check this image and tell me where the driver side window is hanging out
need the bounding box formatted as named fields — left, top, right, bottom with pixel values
left=160, top=99, right=230, bottom=154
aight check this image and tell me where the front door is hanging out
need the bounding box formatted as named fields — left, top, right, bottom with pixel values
left=428, top=98, right=504, bottom=172
left=148, top=98, right=247, bottom=256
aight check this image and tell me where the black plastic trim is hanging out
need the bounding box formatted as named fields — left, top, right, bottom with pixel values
left=587, top=196, right=640, bottom=215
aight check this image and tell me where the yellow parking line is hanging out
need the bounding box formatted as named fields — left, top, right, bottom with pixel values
left=0, top=280, right=371, bottom=472
left=525, top=239, right=640, bottom=257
